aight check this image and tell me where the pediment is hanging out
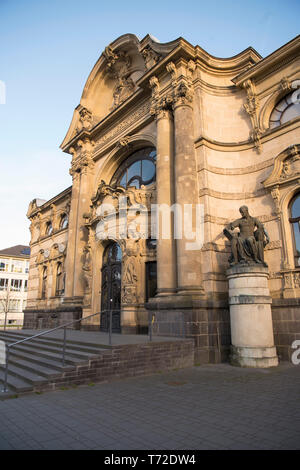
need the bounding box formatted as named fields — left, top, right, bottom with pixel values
left=61, top=34, right=147, bottom=151
left=263, top=144, right=300, bottom=188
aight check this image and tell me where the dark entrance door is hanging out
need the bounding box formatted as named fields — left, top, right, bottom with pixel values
left=100, top=242, right=122, bottom=333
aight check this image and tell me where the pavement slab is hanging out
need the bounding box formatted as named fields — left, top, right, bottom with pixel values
left=0, top=362, right=299, bottom=450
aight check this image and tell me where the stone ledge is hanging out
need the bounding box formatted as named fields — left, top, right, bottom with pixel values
left=229, top=295, right=272, bottom=305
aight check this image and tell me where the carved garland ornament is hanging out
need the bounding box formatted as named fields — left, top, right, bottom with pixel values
left=242, top=79, right=262, bottom=153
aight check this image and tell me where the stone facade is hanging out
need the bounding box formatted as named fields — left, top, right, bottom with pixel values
left=24, top=34, right=300, bottom=363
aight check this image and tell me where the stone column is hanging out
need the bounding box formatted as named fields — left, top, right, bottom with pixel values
left=64, top=168, right=80, bottom=300
left=73, top=142, right=94, bottom=299
left=171, top=65, right=203, bottom=295
left=154, top=98, right=177, bottom=296
left=227, top=264, right=278, bottom=368
left=64, top=139, right=95, bottom=302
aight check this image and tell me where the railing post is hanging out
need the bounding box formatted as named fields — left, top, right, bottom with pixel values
left=2, top=344, right=9, bottom=393
left=109, top=309, right=112, bottom=346
left=62, top=327, right=67, bottom=366
left=149, top=313, right=155, bottom=342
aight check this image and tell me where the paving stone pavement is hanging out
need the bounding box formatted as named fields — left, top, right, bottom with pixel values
left=0, top=362, right=299, bottom=450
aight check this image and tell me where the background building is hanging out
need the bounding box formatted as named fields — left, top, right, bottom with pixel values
left=24, top=34, right=300, bottom=363
left=0, top=245, right=30, bottom=328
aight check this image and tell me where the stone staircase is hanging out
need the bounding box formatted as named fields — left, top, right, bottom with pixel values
left=0, top=330, right=109, bottom=398
left=0, top=330, right=194, bottom=400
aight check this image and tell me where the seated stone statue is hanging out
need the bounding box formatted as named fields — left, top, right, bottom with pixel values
left=223, top=206, right=270, bottom=266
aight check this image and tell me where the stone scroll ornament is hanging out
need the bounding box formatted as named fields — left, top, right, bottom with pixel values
left=223, top=206, right=270, bottom=267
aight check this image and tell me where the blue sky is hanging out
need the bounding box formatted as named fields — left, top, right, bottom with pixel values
left=0, top=0, right=299, bottom=249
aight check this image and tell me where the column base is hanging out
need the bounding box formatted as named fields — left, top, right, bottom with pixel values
left=230, top=345, right=279, bottom=368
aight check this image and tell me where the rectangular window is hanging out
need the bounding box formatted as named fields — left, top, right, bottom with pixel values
left=24, top=280, right=28, bottom=292
left=25, top=261, right=29, bottom=273
left=0, top=259, right=10, bottom=272
left=10, top=279, right=22, bottom=291
left=11, top=260, right=23, bottom=273
left=0, top=278, right=8, bottom=290
left=9, top=300, right=19, bottom=312
left=145, top=261, right=157, bottom=302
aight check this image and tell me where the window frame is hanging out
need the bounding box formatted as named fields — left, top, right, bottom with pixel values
left=110, top=147, right=156, bottom=189
left=289, top=192, right=300, bottom=267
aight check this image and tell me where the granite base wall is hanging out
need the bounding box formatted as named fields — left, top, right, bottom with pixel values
left=271, top=298, right=300, bottom=361
left=27, top=339, right=195, bottom=393
left=23, top=308, right=82, bottom=330
left=24, top=298, right=300, bottom=365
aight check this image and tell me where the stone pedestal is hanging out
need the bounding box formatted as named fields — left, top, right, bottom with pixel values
left=226, top=264, right=278, bottom=368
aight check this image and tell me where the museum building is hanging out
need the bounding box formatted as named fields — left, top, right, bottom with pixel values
left=24, top=34, right=300, bottom=363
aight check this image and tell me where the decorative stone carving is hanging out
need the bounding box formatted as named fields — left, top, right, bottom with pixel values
left=69, top=138, right=95, bottom=176
left=223, top=206, right=270, bottom=266
left=116, top=136, right=131, bottom=149
left=142, top=45, right=161, bottom=70
left=113, top=75, right=135, bottom=108
left=280, top=77, right=292, bottom=92
left=103, top=45, right=120, bottom=70
left=263, top=145, right=300, bottom=188
left=121, top=285, right=137, bottom=304
left=173, top=82, right=193, bottom=107
left=76, top=107, right=93, bottom=133
left=91, top=181, right=126, bottom=207
left=123, top=259, right=137, bottom=284
left=150, top=94, right=173, bottom=119
left=82, top=243, right=92, bottom=299
left=103, top=44, right=135, bottom=109
left=271, top=186, right=280, bottom=214
left=95, top=102, right=151, bottom=151
left=242, top=79, right=262, bottom=152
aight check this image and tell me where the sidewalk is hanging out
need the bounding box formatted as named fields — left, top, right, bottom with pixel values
left=0, top=362, right=299, bottom=450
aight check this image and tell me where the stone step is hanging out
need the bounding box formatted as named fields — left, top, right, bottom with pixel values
left=8, top=349, right=75, bottom=373
left=7, top=356, right=62, bottom=380
left=0, top=330, right=111, bottom=350
left=0, top=338, right=102, bottom=362
left=7, top=343, right=90, bottom=366
left=0, top=369, right=34, bottom=393
left=0, top=332, right=107, bottom=356
left=0, top=362, right=48, bottom=387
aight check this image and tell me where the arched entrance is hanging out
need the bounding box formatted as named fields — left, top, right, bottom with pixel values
left=100, top=242, right=122, bottom=333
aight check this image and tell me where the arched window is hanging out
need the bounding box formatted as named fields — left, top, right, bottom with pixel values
left=60, top=214, right=68, bottom=230
left=111, top=147, right=156, bottom=189
left=269, top=90, right=300, bottom=129
left=55, top=262, right=64, bottom=296
left=289, top=193, right=300, bottom=266
left=41, top=266, right=47, bottom=299
left=46, top=221, right=53, bottom=236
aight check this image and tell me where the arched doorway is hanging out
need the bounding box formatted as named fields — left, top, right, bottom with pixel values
left=100, top=242, right=122, bottom=333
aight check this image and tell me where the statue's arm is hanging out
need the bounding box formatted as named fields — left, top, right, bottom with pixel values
left=264, top=228, right=270, bottom=245
left=227, top=218, right=240, bottom=230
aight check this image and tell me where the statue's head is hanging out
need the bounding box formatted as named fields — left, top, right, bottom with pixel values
left=239, top=205, right=249, bottom=217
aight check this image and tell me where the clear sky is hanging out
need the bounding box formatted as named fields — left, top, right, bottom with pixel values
left=0, top=0, right=299, bottom=250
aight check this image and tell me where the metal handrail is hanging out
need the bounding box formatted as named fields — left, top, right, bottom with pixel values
left=0, top=309, right=122, bottom=393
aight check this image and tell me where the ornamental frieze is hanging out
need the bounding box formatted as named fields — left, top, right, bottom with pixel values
left=94, top=102, right=151, bottom=152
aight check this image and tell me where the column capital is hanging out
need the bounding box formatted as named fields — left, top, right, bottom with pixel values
left=165, top=59, right=196, bottom=110
left=172, top=81, right=194, bottom=109
left=150, top=94, right=173, bottom=121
